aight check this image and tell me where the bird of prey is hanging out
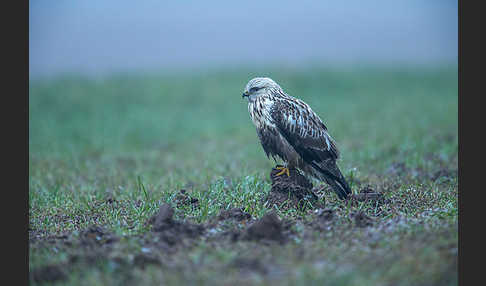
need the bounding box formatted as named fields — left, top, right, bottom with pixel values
left=242, top=77, right=352, bottom=200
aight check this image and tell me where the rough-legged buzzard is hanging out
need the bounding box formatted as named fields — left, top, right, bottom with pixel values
left=242, top=77, right=352, bottom=200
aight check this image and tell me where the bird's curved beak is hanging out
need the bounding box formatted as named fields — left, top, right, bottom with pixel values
left=242, top=91, right=249, bottom=98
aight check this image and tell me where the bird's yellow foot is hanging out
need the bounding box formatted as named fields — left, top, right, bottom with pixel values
left=275, top=166, right=290, bottom=177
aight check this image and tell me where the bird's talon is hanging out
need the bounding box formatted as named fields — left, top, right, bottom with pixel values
left=276, top=166, right=290, bottom=177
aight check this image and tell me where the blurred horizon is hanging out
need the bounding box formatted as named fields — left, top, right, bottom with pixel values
left=30, top=0, right=457, bottom=79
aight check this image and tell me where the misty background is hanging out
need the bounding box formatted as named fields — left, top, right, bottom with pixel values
left=29, top=0, right=457, bottom=79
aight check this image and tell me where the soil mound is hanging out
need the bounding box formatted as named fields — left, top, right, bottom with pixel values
left=244, top=211, right=284, bottom=242
left=147, top=204, right=205, bottom=246
left=265, top=166, right=322, bottom=210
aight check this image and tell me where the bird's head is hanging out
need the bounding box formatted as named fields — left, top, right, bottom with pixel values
left=242, top=77, right=282, bottom=102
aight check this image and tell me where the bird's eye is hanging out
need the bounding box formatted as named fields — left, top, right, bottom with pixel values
left=250, top=87, right=262, bottom=93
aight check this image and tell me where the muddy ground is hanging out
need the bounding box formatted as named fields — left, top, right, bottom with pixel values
left=29, top=162, right=457, bottom=285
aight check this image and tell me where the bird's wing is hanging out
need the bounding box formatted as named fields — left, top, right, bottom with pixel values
left=270, top=96, right=352, bottom=200
left=270, top=97, right=339, bottom=164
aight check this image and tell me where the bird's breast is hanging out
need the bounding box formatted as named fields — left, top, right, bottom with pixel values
left=248, top=98, right=275, bottom=129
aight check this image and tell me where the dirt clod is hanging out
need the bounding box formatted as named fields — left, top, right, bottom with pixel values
left=245, top=212, right=284, bottom=242
left=147, top=203, right=205, bottom=247
left=150, top=204, right=175, bottom=230
left=351, top=211, right=373, bottom=227
left=30, top=264, right=67, bottom=284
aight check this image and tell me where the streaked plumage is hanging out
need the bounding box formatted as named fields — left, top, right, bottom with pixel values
left=242, top=77, right=352, bottom=200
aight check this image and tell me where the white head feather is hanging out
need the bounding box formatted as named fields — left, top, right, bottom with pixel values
left=242, top=77, right=282, bottom=102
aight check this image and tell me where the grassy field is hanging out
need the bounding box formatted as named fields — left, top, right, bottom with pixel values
left=29, top=67, right=458, bottom=285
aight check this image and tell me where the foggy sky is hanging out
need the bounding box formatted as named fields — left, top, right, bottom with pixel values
left=29, top=0, right=458, bottom=78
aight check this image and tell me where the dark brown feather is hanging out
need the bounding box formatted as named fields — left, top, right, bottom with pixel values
left=270, top=98, right=339, bottom=162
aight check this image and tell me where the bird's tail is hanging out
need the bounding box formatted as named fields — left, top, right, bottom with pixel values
left=324, top=174, right=351, bottom=200
left=311, top=162, right=352, bottom=200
